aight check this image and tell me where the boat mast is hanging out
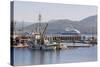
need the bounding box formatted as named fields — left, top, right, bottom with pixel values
left=22, top=21, right=24, bottom=35
left=14, top=21, right=16, bottom=34
left=92, top=26, right=94, bottom=40
left=38, top=14, right=42, bottom=34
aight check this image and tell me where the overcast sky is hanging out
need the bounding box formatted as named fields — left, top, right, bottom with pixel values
left=13, top=1, right=97, bottom=22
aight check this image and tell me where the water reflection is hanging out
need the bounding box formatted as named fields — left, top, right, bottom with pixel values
left=14, top=46, right=97, bottom=66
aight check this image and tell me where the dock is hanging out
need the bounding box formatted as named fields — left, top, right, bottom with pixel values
left=60, top=43, right=92, bottom=47
left=12, top=43, right=29, bottom=48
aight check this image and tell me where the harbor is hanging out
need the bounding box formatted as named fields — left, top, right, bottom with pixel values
left=10, top=1, right=97, bottom=66
left=11, top=14, right=97, bottom=50
left=11, top=29, right=97, bottom=49
left=11, top=14, right=97, bottom=65
left=12, top=34, right=97, bottom=48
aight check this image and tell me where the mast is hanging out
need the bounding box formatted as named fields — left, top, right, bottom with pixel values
left=92, top=26, right=94, bottom=40
left=38, top=14, right=42, bottom=34
left=14, top=21, right=16, bottom=34
left=22, top=21, right=24, bottom=35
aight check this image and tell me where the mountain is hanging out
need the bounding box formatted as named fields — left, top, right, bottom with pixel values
left=15, top=15, right=97, bottom=34
left=14, top=21, right=33, bottom=31
left=75, top=15, right=97, bottom=34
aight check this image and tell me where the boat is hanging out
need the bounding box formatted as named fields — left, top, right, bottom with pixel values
left=26, top=14, right=57, bottom=50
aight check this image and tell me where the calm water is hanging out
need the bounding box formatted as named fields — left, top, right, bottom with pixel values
left=13, top=45, right=97, bottom=66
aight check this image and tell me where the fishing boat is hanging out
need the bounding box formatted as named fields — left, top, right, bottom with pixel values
left=27, top=14, right=64, bottom=50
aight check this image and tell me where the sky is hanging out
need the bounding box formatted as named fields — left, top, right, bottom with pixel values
left=13, top=1, right=97, bottom=22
